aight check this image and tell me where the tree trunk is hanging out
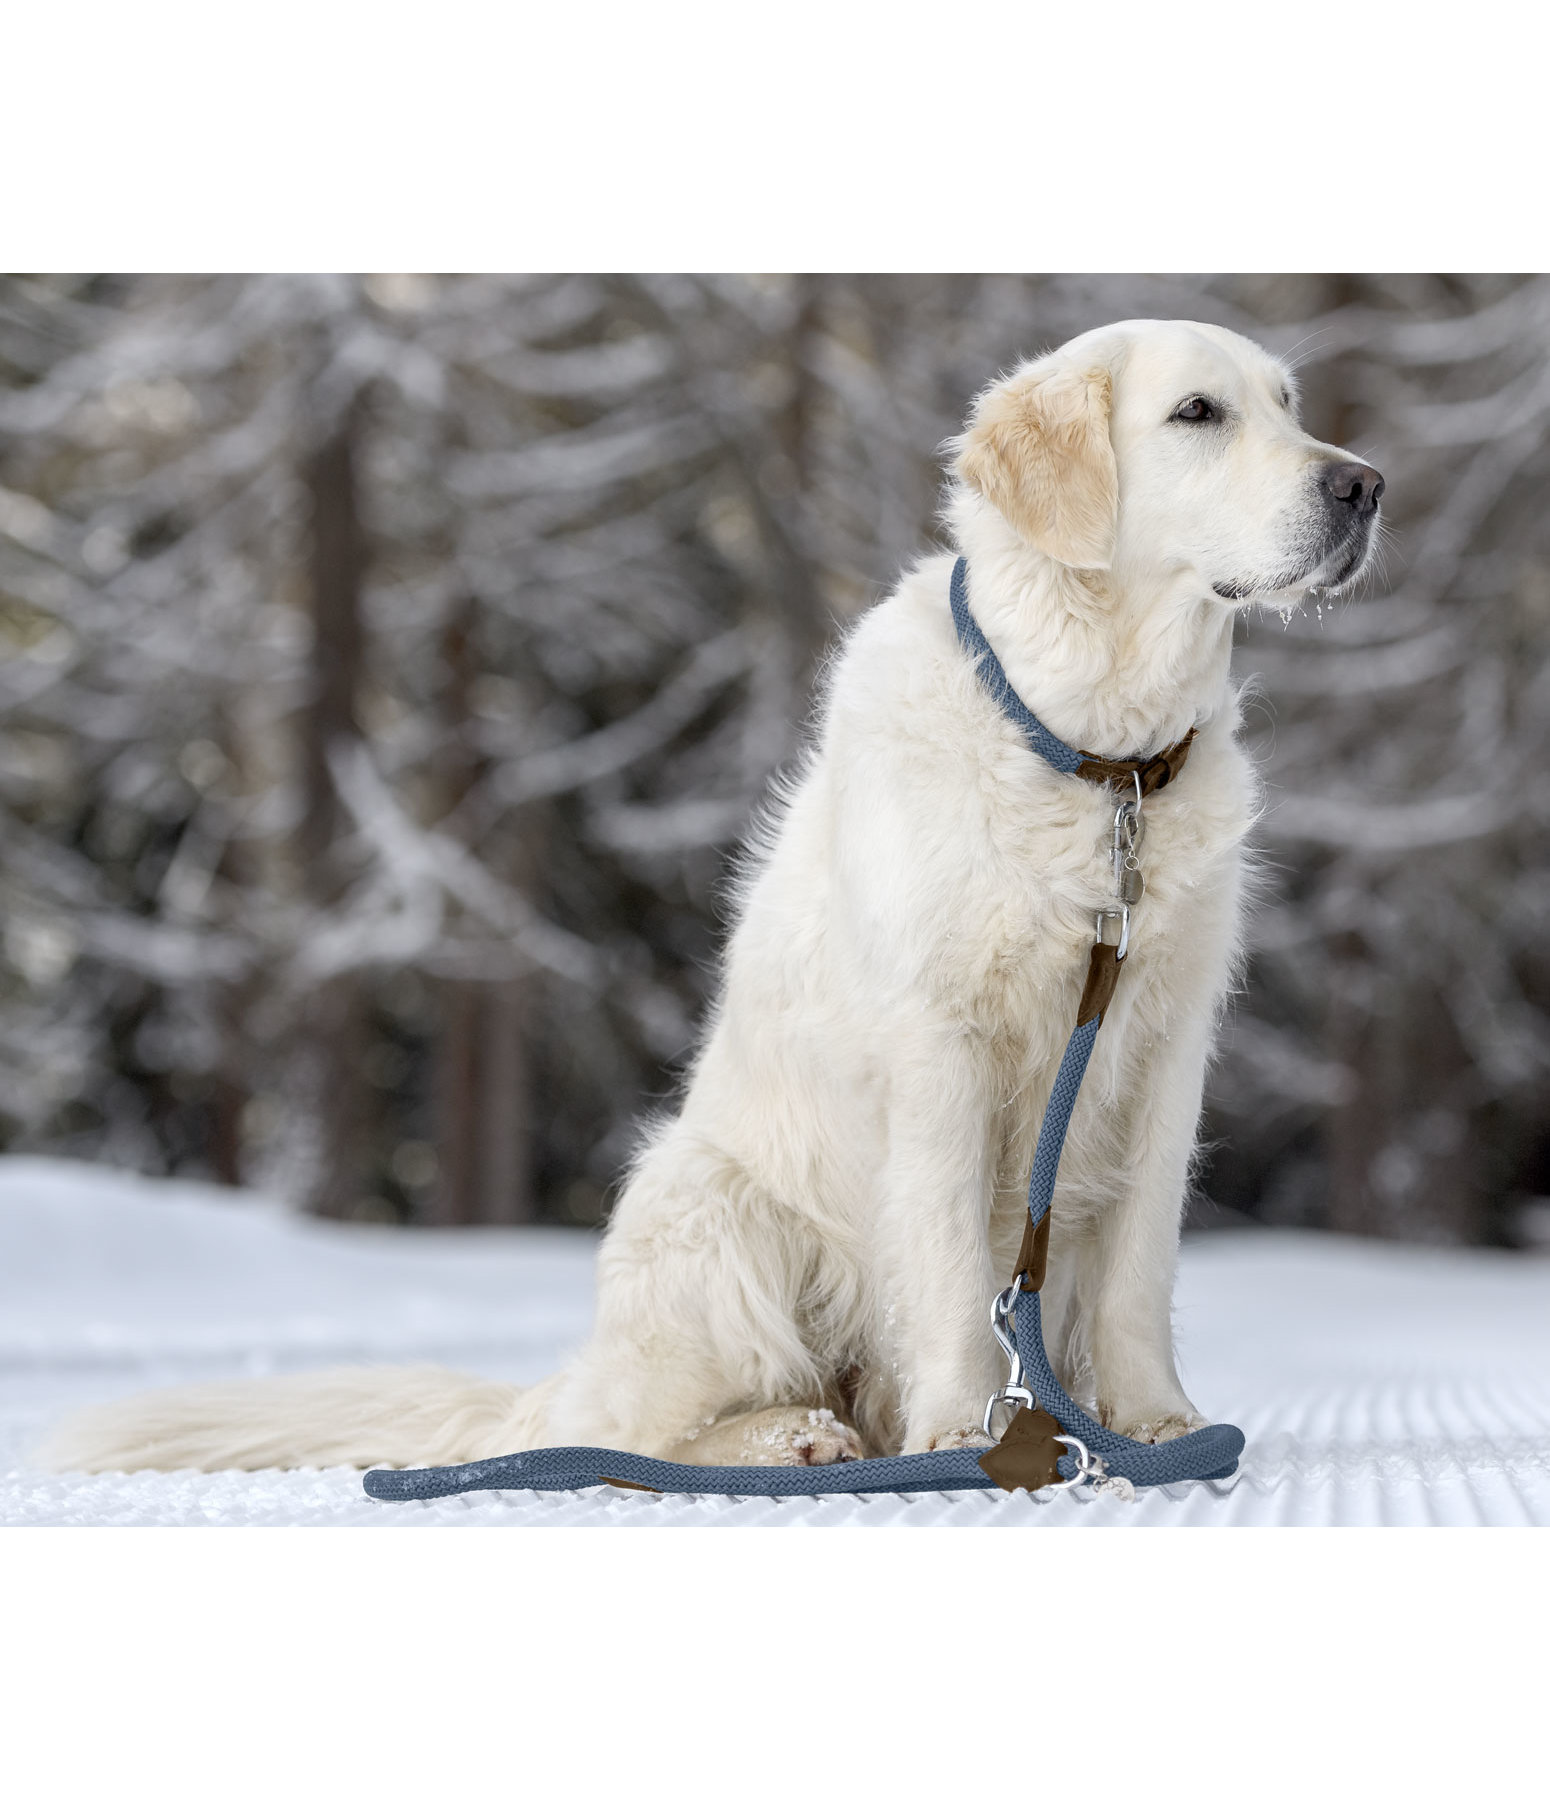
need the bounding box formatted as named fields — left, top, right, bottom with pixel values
left=299, top=414, right=367, bottom=866
left=429, top=976, right=534, bottom=1227
left=1324, top=929, right=1486, bottom=1243
left=478, top=976, right=534, bottom=1225
left=297, top=406, right=371, bottom=1218
left=429, top=978, right=481, bottom=1227
left=425, top=598, right=537, bottom=1226
left=305, top=977, right=372, bottom=1221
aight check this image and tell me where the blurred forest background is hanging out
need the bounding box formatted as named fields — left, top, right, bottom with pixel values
left=1, top=272, right=1547, bottom=1249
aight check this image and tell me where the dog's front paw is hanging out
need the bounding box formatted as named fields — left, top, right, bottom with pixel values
left=924, top=1426, right=996, bottom=1453
left=1100, top=1407, right=1208, bottom=1444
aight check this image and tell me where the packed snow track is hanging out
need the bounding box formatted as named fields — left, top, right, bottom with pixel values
left=3, top=1159, right=1548, bottom=1526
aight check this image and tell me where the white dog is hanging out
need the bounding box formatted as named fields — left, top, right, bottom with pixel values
left=43, top=319, right=1383, bottom=1476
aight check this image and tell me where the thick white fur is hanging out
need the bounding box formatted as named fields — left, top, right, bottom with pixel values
left=42, top=320, right=1376, bottom=1475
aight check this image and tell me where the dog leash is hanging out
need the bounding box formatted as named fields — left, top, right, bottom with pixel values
left=363, top=558, right=1243, bottom=1505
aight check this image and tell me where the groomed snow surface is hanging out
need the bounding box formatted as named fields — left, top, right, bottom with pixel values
left=3, top=1156, right=1548, bottom=1527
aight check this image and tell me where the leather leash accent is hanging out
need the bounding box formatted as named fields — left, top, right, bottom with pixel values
left=1075, top=728, right=1196, bottom=798
left=976, top=1402, right=1066, bottom=1491
left=1076, top=939, right=1124, bottom=1028
left=1006, top=941, right=1126, bottom=1299
left=1011, top=1210, right=1051, bottom=1297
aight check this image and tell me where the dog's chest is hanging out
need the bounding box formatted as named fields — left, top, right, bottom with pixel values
left=949, top=744, right=1227, bottom=1033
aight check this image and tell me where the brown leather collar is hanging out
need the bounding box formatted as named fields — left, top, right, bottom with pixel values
left=1073, top=727, right=1197, bottom=798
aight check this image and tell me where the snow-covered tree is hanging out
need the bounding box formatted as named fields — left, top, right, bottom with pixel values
left=2, top=272, right=1546, bottom=1244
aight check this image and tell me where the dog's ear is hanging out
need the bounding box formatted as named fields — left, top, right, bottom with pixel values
left=953, top=359, right=1118, bottom=569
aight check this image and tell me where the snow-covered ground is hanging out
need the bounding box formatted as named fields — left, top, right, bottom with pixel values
left=2, top=1155, right=1547, bottom=1526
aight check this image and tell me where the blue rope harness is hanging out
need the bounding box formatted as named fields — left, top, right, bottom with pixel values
left=364, top=559, right=1244, bottom=1505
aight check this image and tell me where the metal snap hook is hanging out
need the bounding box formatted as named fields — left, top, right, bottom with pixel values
left=990, top=1286, right=1021, bottom=1366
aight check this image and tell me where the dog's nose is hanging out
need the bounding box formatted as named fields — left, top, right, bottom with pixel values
left=1323, top=460, right=1385, bottom=516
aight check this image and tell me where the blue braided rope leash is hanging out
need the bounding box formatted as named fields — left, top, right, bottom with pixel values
left=364, top=559, right=1243, bottom=1505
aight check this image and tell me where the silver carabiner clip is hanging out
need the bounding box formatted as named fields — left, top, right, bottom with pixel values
left=1114, top=797, right=1144, bottom=859
left=984, top=1286, right=1031, bottom=1436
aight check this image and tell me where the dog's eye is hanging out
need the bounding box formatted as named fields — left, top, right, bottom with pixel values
left=1172, top=396, right=1218, bottom=423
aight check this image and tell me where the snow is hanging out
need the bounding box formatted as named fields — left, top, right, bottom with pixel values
left=3, top=1155, right=1548, bottom=1526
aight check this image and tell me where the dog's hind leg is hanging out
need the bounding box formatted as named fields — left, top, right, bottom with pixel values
left=549, top=1125, right=854, bottom=1463
left=666, top=1405, right=865, bottom=1467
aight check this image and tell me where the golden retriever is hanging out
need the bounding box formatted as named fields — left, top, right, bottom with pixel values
left=42, top=319, right=1383, bottom=1475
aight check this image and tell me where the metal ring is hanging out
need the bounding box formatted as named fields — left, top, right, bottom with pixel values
left=1053, top=1432, right=1093, bottom=1487
left=1094, top=906, right=1130, bottom=959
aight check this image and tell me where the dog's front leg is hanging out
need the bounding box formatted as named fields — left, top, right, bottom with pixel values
left=877, top=1038, right=1003, bottom=1454
left=1083, top=1013, right=1215, bottom=1442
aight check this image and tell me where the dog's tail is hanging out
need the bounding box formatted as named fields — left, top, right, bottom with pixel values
left=36, top=1366, right=562, bottom=1474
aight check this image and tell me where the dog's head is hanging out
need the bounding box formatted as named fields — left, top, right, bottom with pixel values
left=952, top=319, right=1383, bottom=606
